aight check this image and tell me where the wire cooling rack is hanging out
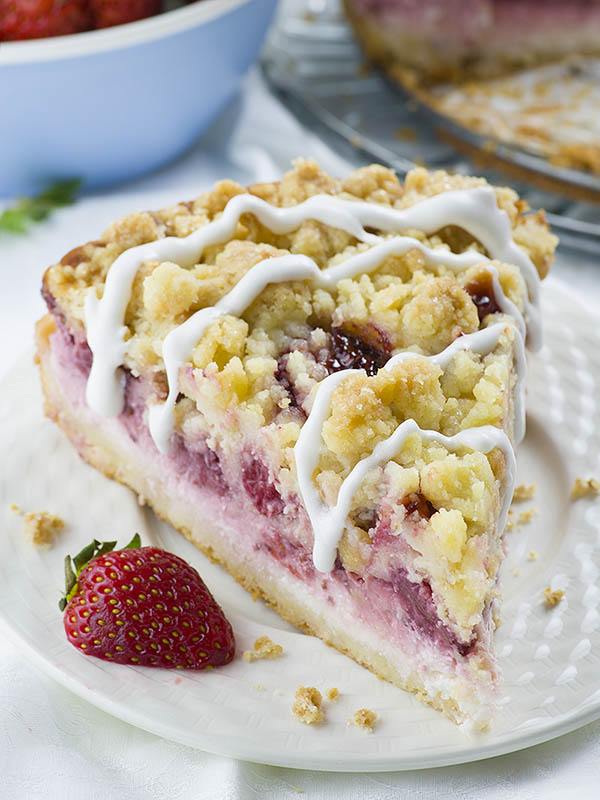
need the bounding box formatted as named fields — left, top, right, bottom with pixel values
left=263, top=0, right=600, bottom=253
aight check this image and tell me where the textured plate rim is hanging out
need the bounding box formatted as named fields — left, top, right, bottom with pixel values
left=3, top=609, right=600, bottom=772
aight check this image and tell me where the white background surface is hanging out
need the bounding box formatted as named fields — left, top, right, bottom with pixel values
left=1, top=71, right=600, bottom=798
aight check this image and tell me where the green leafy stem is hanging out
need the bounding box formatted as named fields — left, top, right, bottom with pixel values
left=1, top=178, right=82, bottom=235
left=59, top=533, right=141, bottom=611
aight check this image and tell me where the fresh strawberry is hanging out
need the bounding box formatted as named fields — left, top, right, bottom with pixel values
left=0, top=0, right=92, bottom=40
left=90, top=0, right=161, bottom=29
left=61, top=534, right=235, bottom=669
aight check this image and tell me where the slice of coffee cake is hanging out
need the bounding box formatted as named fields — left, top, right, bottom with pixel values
left=37, top=160, right=556, bottom=723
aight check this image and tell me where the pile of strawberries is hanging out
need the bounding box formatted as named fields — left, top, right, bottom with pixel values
left=0, top=0, right=166, bottom=40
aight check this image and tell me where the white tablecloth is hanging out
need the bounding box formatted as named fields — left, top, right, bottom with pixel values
left=1, top=71, right=600, bottom=799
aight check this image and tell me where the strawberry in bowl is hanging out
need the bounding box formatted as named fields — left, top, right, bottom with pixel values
left=61, top=534, right=235, bottom=669
left=0, top=0, right=277, bottom=195
left=0, top=0, right=162, bottom=40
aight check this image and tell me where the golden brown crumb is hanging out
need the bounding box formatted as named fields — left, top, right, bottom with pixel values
left=242, top=635, right=284, bottom=663
left=527, top=550, right=538, bottom=561
left=544, top=587, right=565, bottom=608
left=326, top=687, right=340, bottom=702
left=11, top=505, right=64, bottom=547
left=512, top=483, right=536, bottom=503
left=350, top=708, right=378, bottom=732
left=506, top=507, right=536, bottom=531
left=571, top=477, right=600, bottom=501
left=517, top=508, right=537, bottom=526
left=292, top=686, right=324, bottom=725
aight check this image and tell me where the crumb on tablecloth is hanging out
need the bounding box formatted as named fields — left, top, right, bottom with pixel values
left=11, top=504, right=65, bottom=547
left=528, top=550, right=539, bottom=561
left=512, top=484, right=536, bottom=503
left=350, top=708, right=378, bottom=732
left=326, top=687, right=340, bottom=702
left=292, top=686, right=324, bottom=725
left=242, top=635, right=284, bottom=663
left=544, top=587, right=565, bottom=608
left=571, top=477, right=600, bottom=501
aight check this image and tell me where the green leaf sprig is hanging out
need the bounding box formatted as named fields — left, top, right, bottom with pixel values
left=0, top=178, right=82, bottom=235
left=59, top=533, right=141, bottom=611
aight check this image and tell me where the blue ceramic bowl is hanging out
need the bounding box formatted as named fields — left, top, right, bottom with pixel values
left=0, top=0, right=277, bottom=196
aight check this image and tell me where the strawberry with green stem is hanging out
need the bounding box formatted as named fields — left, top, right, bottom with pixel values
left=61, top=534, right=235, bottom=669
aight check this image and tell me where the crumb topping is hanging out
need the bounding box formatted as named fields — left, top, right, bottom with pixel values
left=544, top=587, right=565, bottom=608
left=242, top=635, right=284, bottom=662
left=11, top=504, right=64, bottom=547
left=292, top=686, right=325, bottom=725
left=350, top=708, right=378, bottom=732
left=326, top=687, right=340, bottom=702
left=571, top=477, right=600, bottom=501
left=512, top=483, right=536, bottom=503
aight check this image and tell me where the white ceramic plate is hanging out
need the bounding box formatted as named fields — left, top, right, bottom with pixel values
left=1, top=277, right=600, bottom=772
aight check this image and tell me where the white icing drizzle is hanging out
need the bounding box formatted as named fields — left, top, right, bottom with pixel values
left=148, top=254, right=319, bottom=452
left=148, top=247, right=526, bottom=452
left=85, top=187, right=540, bottom=418
left=295, top=326, right=520, bottom=572
left=296, top=407, right=516, bottom=574
left=80, top=184, right=539, bottom=572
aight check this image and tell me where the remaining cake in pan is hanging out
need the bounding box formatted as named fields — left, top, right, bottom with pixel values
left=37, top=160, right=556, bottom=724
left=344, top=1, right=600, bottom=175
left=344, top=0, right=600, bottom=84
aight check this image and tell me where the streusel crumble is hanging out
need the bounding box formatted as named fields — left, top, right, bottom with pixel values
left=571, top=477, right=600, bottom=501
left=242, top=635, right=284, bottom=662
left=544, top=587, right=565, bottom=609
left=292, top=686, right=325, bottom=725
left=350, top=708, right=378, bottom=732
left=11, top=504, right=65, bottom=547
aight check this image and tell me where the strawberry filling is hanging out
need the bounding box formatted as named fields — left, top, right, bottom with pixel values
left=323, top=326, right=391, bottom=376
left=465, top=277, right=501, bottom=322
left=46, top=303, right=484, bottom=665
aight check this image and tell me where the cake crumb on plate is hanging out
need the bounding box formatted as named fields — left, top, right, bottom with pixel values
left=517, top=508, right=537, bottom=526
left=326, top=687, right=340, bottom=702
left=242, top=635, right=284, bottom=663
left=292, top=686, right=324, bottom=725
left=544, top=587, right=565, bottom=608
left=512, top=484, right=536, bottom=503
left=11, top=505, right=64, bottom=547
left=350, top=708, right=378, bottom=732
left=506, top=507, right=536, bottom=531
left=527, top=550, right=539, bottom=561
left=571, top=477, right=600, bottom=500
